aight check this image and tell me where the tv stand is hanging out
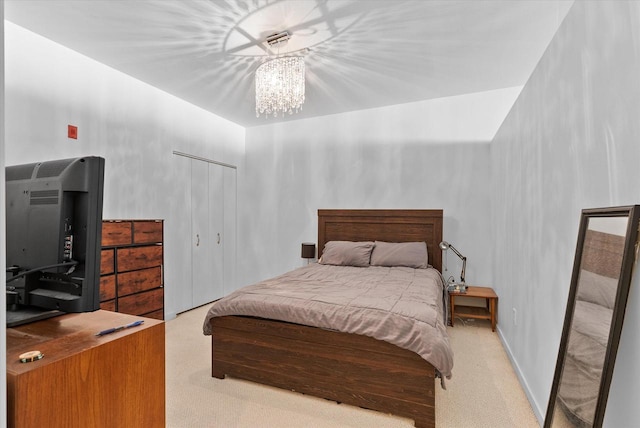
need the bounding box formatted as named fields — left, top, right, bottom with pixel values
left=6, top=310, right=165, bottom=428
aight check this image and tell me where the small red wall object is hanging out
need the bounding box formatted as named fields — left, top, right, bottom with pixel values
left=68, top=125, right=78, bottom=139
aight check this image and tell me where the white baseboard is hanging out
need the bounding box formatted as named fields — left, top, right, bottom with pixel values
left=497, top=326, right=544, bottom=426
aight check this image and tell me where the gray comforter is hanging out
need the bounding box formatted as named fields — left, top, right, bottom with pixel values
left=202, top=263, right=454, bottom=378
left=556, top=269, right=617, bottom=427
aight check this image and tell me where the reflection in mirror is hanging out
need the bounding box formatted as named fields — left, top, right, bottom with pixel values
left=552, top=217, right=625, bottom=427
left=546, top=206, right=640, bottom=428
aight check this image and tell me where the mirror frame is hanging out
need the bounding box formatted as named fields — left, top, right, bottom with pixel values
left=545, top=205, right=640, bottom=427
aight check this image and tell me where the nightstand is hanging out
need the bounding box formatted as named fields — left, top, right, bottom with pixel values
left=449, top=286, right=498, bottom=332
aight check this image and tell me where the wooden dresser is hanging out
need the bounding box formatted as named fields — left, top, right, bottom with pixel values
left=100, top=220, right=164, bottom=319
left=6, top=310, right=165, bottom=428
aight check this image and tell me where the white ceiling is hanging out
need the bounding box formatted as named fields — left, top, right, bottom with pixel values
left=4, top=0, right=573, bottom=128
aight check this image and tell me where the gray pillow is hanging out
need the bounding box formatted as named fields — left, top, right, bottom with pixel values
left=319, top=241, right=375, bottom=267
left=370, top=241, right=428, bottom=269
left=576, top=269, right=618, bottom=309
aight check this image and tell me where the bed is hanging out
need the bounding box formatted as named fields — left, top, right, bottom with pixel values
left=203, top=209, right=450, bottom=428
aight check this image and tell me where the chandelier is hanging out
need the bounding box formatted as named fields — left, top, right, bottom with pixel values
left=255, top=32, right=306, bottom=118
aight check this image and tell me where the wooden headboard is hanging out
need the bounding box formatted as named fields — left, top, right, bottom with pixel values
left=317, top=209, right=443, bottom=272
left=582, top=229, right=625, bottom=278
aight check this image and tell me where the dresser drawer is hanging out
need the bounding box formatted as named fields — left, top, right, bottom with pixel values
left=100, top=249, right=115, bottom=275
left=117, top=245, right=163, bottom=272
left=117, top=266, right=162, bottom=297
left=100, top=299, right=116, bottom=312
left=102, top=221, right=132, bottom=246
left=144, top=309, right=164, bottom=320
left=133, top=221, right=163, bottom=244
left=118, top=288, right=164, bottom=316
left=100, top=274, right=116, bottom=301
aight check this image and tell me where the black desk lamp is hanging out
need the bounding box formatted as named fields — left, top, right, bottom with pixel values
left=439, top=241, right=466, bottom=291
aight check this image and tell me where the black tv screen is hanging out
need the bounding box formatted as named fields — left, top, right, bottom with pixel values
left=5, top=156, right=105, bottom=327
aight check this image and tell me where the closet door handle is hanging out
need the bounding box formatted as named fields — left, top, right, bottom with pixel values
left=217, top=233, right=221, bottom=245
left=196, top=234, right=200, bottom=247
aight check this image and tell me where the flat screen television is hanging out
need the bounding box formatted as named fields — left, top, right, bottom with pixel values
left=5, top=156, right=105, bottom=327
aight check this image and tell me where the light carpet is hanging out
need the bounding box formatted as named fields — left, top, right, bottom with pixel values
left=166, top=305, right=539, bottom=428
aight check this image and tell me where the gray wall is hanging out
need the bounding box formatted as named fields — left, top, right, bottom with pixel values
left=4, top=22, right=246, bottom=320
left=241, top=88, right=521, bottom=288
left=492, top=2, right=640, bottom=425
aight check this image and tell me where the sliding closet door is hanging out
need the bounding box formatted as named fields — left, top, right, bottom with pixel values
left=172, top=151, right=236, bottom=313
left=191, top=161, right=224, bottom=307
left=172, top=154, right=194, bottom=314
left=206, top=162, right=224, bottom=303
left=223, top=166, right=236, bottom=295
left=190, top=160, right=208, bottom=305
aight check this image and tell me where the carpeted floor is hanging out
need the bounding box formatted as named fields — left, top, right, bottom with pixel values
left=165, top=305, right=539, bottom=427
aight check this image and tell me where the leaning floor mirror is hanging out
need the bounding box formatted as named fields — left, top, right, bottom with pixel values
left=545, top=205, right=640, bottom=427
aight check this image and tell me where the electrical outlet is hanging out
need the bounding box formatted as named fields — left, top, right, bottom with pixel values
left=512, top=308, right=517, bottom=326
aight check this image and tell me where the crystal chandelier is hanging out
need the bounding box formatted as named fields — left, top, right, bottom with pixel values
left=255, top=32, right=305, bottom=118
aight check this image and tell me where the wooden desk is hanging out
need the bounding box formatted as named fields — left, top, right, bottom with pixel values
left=6, top=310, right=165, bottom=428
left=449, top=286, right=498, bottom=332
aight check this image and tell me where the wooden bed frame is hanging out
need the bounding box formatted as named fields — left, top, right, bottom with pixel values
left=210, top=209, right=444, bottom=428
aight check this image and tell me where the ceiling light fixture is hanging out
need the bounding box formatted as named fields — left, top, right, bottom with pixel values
left=255, top=31, right=305, bottom=118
